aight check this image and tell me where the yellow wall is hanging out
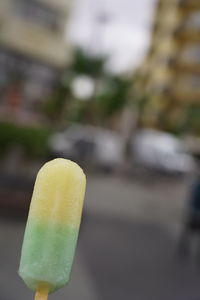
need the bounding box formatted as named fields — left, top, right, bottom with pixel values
left=0, top=0, right=72, bottom=67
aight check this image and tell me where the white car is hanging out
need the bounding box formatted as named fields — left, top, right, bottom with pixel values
left=49, top=124, right=124, bottom=171
left=132, top=129, right=194, bottom=174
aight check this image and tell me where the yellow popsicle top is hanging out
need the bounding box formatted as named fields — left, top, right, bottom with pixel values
left=29, top=158, right=86, bottom=227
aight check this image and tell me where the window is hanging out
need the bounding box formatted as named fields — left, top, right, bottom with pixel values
left=182, top=45, right=200, bottom=63
left=185, top=12, right=200, bottom=29
left=14, top=0, right=60, bottom=32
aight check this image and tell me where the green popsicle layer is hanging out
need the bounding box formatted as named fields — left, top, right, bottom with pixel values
left=18, top=220, right=79, bottom=293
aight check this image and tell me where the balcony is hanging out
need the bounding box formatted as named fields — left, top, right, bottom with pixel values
left=173, top=61, right=200, bottom=74
left=38, top=0, right=71, bottom=13
left=178, top=0, right=200, bottom=13
left=172, top=74, right=200, bottom=102
left=0, top=16, right=71, bottom=67
left=174, top=24, right=200, bottom=44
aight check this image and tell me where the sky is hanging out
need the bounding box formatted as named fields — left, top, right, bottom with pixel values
left=68, top=0, right=157, bottom=74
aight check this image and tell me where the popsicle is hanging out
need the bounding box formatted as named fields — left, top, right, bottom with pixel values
left=18, top=158, right=86, bottom=300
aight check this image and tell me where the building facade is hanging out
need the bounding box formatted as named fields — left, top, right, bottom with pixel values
left=138, top=0, right=200, bottom=134
left=0, top=0, right=72, bottom=123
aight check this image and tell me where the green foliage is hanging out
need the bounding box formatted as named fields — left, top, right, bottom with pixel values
left=0, top=122, right=51, bottom=157
left=97, top=76, right=130, bottom=117
left=0, top=122, right=18, bottom=152
left=67, top=101, right=88, bottom=123
left=70, top=49, right=131, bottom=122
left=184, top=104, right=200, bottom=135
left=43, top=47, right=131, bottom=125
left=155, top=103, right=200, bottom=136
left=43, top=83, right=70, bottom=122
left=72, top=48, right=105, bottom=77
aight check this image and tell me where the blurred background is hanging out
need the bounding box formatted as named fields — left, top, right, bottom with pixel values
left=0, top=0, right=200, bottom=299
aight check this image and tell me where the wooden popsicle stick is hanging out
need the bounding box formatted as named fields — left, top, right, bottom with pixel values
left=35, top=287, right=48, bottom=300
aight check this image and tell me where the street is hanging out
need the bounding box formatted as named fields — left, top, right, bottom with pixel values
left=1, top=174, right=200, bottom=300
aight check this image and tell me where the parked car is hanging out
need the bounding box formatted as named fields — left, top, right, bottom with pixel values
left=132, top=129, right=194, bottom=174
left=48, top=124, right=124, bottom=172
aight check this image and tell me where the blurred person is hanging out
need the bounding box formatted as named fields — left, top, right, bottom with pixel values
left=178, top=159, right=200, bottom=263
